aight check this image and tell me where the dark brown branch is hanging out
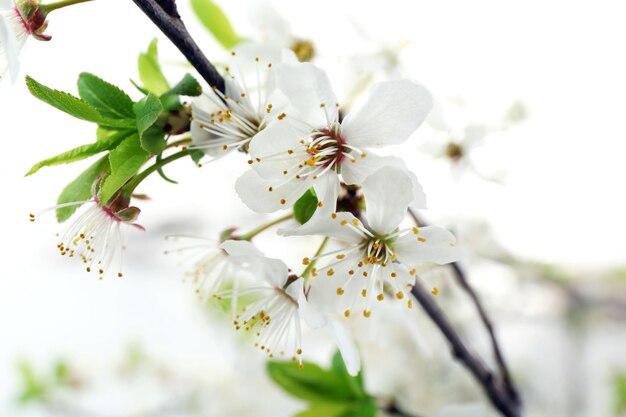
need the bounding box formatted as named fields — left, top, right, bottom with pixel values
left=131, top=0, right=225, bottom=92
left=408, top=208, right=521, bottom=417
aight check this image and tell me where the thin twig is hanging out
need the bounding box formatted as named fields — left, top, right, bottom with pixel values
left=131, top=0, right=225, bottom=92
left=408, top=208, right=521, bottom=417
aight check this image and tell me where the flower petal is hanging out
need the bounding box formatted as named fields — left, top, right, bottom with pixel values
left=248, top=121, right=306, bottom=179
left=329, top=319, right=361, bottom=376
left=0, top=12, right=20, bottom=83
left=393, top=226, right=460, bottom=265
left=220, top=240, right=264, bottom=258
left=274, top=62, right=338, bottom=128
left=279, top=210, right=364, bottom=244
left=288, top=278, right=327, bottom=328
left=341, top=154, right=427, bottom=209
left=341, top=79, right=432, bottom=147
left=362, top=166, right=414, bottom=235
left=235, top=169, right=313, bottom=213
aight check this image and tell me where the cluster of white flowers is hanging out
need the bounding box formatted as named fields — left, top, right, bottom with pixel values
left=182, top=43, right=460, bottom=374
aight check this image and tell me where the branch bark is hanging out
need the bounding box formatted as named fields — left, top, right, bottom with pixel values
left=131, top=0, right=225, bottom=93
left=409, top=209, right=521, bottom=417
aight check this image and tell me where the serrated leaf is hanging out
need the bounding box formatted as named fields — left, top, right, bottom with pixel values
left=99, top=134, right=150, bottom=204
left=25, top=76, right=136, bottom=129
left=56, top=156, right=109, bottom=222
left=266, top=361, right=355, bottom=403
left=134, top=93, right=163, bottom=136
left=165, top=73, right=202, bottom=97
left=138, top=39, right=170, bottom=95
left=295, top=403, right=352, bottom=417
left=78, top=73, right=135, bottom=119
left=294, top=188, right=318, bottom=224
left=140, top=125, right=166, bottom=154
left=190, top=0, right=241, bottom=49
left=26, top=130, right=134, bottom=176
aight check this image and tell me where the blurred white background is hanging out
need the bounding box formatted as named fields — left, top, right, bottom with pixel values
left=1, top=0, right=626, bottom=416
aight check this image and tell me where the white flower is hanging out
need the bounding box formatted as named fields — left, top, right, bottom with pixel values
left=165, top=236, right=266, bottom=315
left=218, top=240, right=315, bottom=365
left=0, top=0, right=28, bottom=83
left=190, top=42, right=296, bottom=161
left=30, top=200, right=143, bottom=279
left=302, top=166, right=459, bottom=318
left=235, top=62, right=431, bottom=222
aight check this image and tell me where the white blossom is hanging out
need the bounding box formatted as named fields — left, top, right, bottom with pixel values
left=190, top=43, right=295, bottom=162
left=302, top=166, right=459, bottom=318
left=235, top=62, right=431, bottom=224
left=0, top=0, right=28, bottom=83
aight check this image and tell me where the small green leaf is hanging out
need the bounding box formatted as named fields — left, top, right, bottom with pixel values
left=99, top=134, right=150, bottom=204
left=17, top=361, right=48, bottom=403
left=138, top=39, right=170, bottom=95
left=140, top=125, right=166, bottom=155
left=26, top=130, right=134, bottom=176
left=331, top=351, right=366, bottom=400
left=190, top=0, right=241, bottom=49
left=134, top=93, right=163, bottom=136
left=295, top=403, right=352, bottom=417
left=56, top=156, right=109, bottom=222
left=77, top=73, right=135, bottom=119
left=294, top=188, right=318, bottom=224
left=165, top=73, right=202, bottom=97
left=342, top=398, right=377, bottom=417
left=266, top=360, right=355, bottom=403
left=615, top=373, right=626, bottom=414
left=25, top=76, right=136, bottom=129
left=190, top=149, right=205, bottom=164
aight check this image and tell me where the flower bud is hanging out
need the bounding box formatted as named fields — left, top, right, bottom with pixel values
left=15, top=0, right=50, bottom=41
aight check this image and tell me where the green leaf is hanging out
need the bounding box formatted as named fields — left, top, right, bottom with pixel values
left=140, top=125, right=166, bottom=155
left=56, top=156, right=109, bottom=222
left=17, top=361, right=48, bottom=403
left=77, top=73, right=135, bottom=119
left=295, top=403, right=352, bottom=417
left=26, top=130, right=134, bottom=176
left=342, top=398, right=377, bottom=417
left=294, top=189, right=318, bottom=224
left=134, top=93, right=163, bottom=136
left=190, top=0, right=241, bottom=49
left=165, top=73, right=202, bottom=97
left=99, top=134, right=150, bottom=204
left=25, top=76, right=136, bottom=129
left=138, top=39, right=170, bottom=95
left=615, top=373, right=626, bottom=414
left=266, top=360, right=356, bottom=403
left=331, top=351, right=366, bottom=400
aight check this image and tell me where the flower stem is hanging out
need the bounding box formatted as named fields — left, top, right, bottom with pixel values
left=122, top=149, right=191, bottom=197
left=302, top=236, right=329, bottom=281
left=239, top=213, right=294, bottom=241
left=41, top=0, right=93, bottom=13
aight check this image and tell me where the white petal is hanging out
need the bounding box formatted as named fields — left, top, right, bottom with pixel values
left=287, top=278, right=327, bottom=328
left=341, top=79, right=432, bottom=147
left=394, top=226, right=460, bottom=265
left=220, top=240, right=264, bottom=258
left=274, top=62, right=338, bottom=128
left=0, top=12, right=20, bottom=83
left=341, top=154, right=427, bottom=209
left=463, top=124, right=488, bottom=147
left=280, top=210, right=363, bottom=244
left=329, top=320, right=361, bottom=376
left=362, top=166, right=414, bottom=235
left=228, top=42, right=290, bottom=87
left=235, top=169, right=312, bottom=213
left=248, top=121, right=305, bottom=179
left=245, top=0, right=292, bottom=47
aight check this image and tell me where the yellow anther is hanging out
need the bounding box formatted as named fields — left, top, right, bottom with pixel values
left=280, top=199, right=286, bottom=205
left=361, top=289, right=367, bottom=297
left=344, top=309, right=351, bottom=317
left=418, top=237, right=427, bottom=242
left=412, top=226, right=419, bottom=234
left=391, top=272, right=397, bottom=278
left=431, top=287, right=439, bottom=296
left=377, top=294, right=384, bottom=301
left=277, top=113, right=287, bottom=120
left=331, top=213, right=337, bottom=219
left=407, top=300, right=413, bottom=309
left=409, top=268, right=417, bottom=276
left=336, top=287, right=344, bottom=295
left=336, top=254, right=345, bottom=259
left=302, top=257, right=310, bottom=265
left=363, top=310, right=371, bottom=318
left=396, top=291, right=404, bottom=300
left=327, top=268, right=335, bottom=276
left=340, top=220, right=349, bottom=226
left=348, top=270, right=355, bottom=275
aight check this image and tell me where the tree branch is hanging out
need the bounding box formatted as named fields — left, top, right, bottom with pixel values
left=408, top=209, right=521, bottom=417
left=131, top=0, right=225, bottom=92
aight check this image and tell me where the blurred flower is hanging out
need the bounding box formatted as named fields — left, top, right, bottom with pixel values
left=301, top=166, right=459, bottom=318
left=30, top=199, right=143, bottom=279
left=190, top=42, right=296, bottom=161
left=236, top=62, right=431, bottom=220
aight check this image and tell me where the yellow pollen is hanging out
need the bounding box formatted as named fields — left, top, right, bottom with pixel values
left=268, top=187, right=273, bottom=192
left=317, top=202, right=323, bottom=207
left=363, top=309, right=371, bottom=318
left=280, top=199, right=286, bottom=205
left=348, top=270, right=355, bottom=275
left=311, top=268, right=317, bottom=277
left=396, top=291, right=404, bottom=300
left=352, top=219, right=359, bottom=226
left=391, top=272, right=397, bottom=278
left=331, top=213, right=337, bottom=219
left=327, top=268, right=335, bottom=276
left=297, top=348, right=303, bottom=355
left=408, top=300, right=413, bottom=309
left=340, top=220, right=348, bottom=226
left=412, top=227, right=419, bottom=234
left=320, top=103, right=325, bottom=108
left=222, top=144, right=228, bottom=150
left=362, top=271, right=368, bottom=277
left=377, top=294, right=384, bottom=301
left=118, top=272, right=123, bottom=278
left=418, top=237, right=427, bottom=242
left=277, top=113, right=287, bottom=120
left=336, top=287, right=344, bottom=295
left=409, top=268, right=417, bottom=276
left=361, top=289, right=367, bottom=297
left=432, top=287, right=439, bottom=296
left=302, top=257, right=310, bottom=265
left=360, top=153, right=367, bottom=158
left=344, top=309, right=350, bottom=317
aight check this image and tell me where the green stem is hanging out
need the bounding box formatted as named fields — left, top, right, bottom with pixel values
left=302, top=236, right=329, bottom=281
left=42, top=0, right=93, bottom=13
left=239, top=213, right=294, bottom=241
left=122, top=149, right=191, bottom=197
